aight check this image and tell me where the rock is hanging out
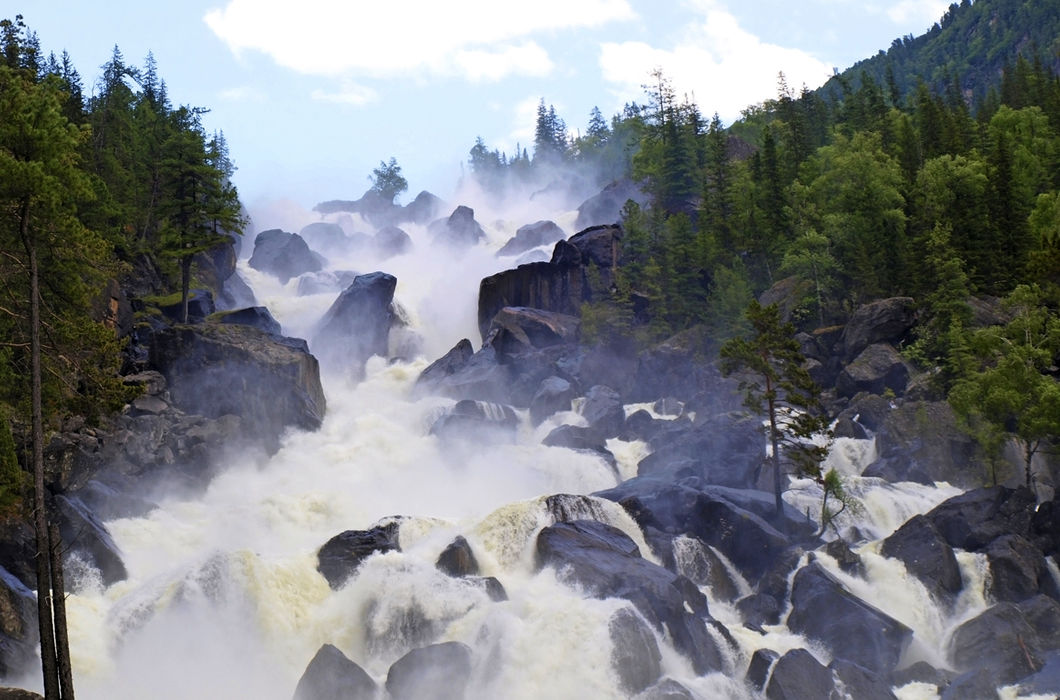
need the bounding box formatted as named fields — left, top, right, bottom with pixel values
left=149, top=323, right=326, bottom=454
left=939, top=669, right=999, bottom=700
left=787, top=562, right=912, bottom=673
left=759, top=276, right=814, bottom=323
left=746, top=648, right=779, bottom=690
left=529, top=376, right=576, bottom=426
left=414, top=339, right=475, bottom=395
left=925, top=486, right=1036, bottom=552
left=1016, top=594, right=1060, bottom=650
left=1019, top=650, right=1060, bottom=696
left=430, top=400, right=518, bottom=444
left=159, top=288, right=215, bottom=323
left=413, top=344, right=512, bottom=404
left=671, top=536, right=743, bottom=603
left=248, top=229, right=324, bottom=283
left=374, top=225, right=412, bottom=258
left=436, top=536, right=479, bottom=577
left=823, top=539, right=866, bottom=578
left=880, top=514, right=962, bottom=602
left=837, top=393, right=892, bottom=432
left=311, top=272, right=397, bottom=375
left=580, top=385, right=625, bottom=439
left=535, top=519, right=729, bottom=674
left=841, top=297, right=916, bottom=362
left=55, top=494, right=127, bottom=586
left=637, top=678, right=695, bottom=699
left=0, top=566, right=37, bottom=678
left=292, top=643, right=377, bottom=700
left=574, top=179, right=647, bottom=230
left=608, top=606, right=661, bottom=694
left=830, top=659, right=898, bottom=700
left=835, top=343, right=911, bottom=398
left=213, top=306, right=282, bottom=336
left=636, top=413, right=763, bottom=488
left=316, top=520, right=401, bottom=589
left=129, top=394, right=168, bottom=416
left=765, top=648, right=834, bottom=700
left=541, top=425, right=616, bottom=471
left=296, top=270, right=360, bottom=296
left=832, top=416, right=868, bottom=439
left=122, top=370, right=167, bottom=396
left=737, top=593, right=783, bottom=629
left=384, top=642, right=472, bottom=700
left=298, top=222, right=349, bottom=256
left=496, top=220, right=565, bottom=257
left=986, top=534, right=1047, bottom=603
left=470, top=576, right=507, bottom=602
left=0, top=689, right=44, bottom=700
left=402, top=190, right=444, bottom=225
left=891, top=660, right=953, bottom=688
left=863, top=401, right=978, bottom=487
left=477, top=261, right=585, bottom=343
left=218, top=269, right=257, bottom=311
left=429, top=205, right=486, bottom=249
left=483, top=307, right=580, bottom=357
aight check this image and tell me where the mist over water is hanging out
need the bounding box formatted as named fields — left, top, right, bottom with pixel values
left=48, top=186, right=1001, bottom=699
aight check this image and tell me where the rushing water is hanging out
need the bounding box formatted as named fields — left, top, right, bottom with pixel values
left=16, top=203, right=1009, bottom=699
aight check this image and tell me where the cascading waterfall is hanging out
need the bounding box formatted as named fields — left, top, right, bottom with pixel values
left=35, top=200, right=1005, bottom=700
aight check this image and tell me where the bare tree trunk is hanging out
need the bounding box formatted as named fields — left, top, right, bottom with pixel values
left=49, top=524, right=75, bottom=700
left=23, top=202, right=60, bottom=700
left=180, top=254, right=191, bottom=324
left=765, top=376, right=783, bottom=522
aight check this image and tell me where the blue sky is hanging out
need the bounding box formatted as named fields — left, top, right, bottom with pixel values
left=23, top=1, right=950, bottom=213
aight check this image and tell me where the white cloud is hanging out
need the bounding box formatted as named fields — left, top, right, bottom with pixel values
left=454, top=42, right=554, bottom=83
left=884, top=0, right=951, bottom=26
left=203, top=0, right=635, bottom=81
left=310, top=80, right=379, bottom=106
left=598, top=0, right=834, bottom=122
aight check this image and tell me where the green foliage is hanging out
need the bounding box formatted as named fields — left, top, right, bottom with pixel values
left=369, top=157, right=408, bottom=203
left=0, top=416, right=25, bottom=514
left=948, top=284, right=1060, bottom=487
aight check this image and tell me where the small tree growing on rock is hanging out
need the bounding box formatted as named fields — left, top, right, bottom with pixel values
left=720, top=301, right=833, bottom=521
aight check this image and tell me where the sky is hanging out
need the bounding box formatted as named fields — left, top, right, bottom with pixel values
left=22, top=0, right=951, bottom=215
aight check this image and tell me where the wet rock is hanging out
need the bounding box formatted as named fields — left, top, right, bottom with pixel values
left=926, top=486, right=1036, bottom=552
left=822, top=539, right=866, bottom=578
left=608, top=606, right=661, bottom=694
left=637, top=413, right=762, bottom=488
left=986, top=534, right=1047, bottom=603
left=292, top=643, right=376, bottom=700
left=159, top=288, right=216, bottom=323
left=863, top=401, right=978, bottom=487
left=746, top=648, right=779, bottom=690
left=830, top=659, right=898, bottom=700
left=574, top=179, right=647, bottom=230
left=374, top=225, right=412, bottom=258
left=629, top=329, right=729, bottom=403
left=218, top=269, right=257, bottom=311
left=402, top=190, right=445, bottom=225
left=312, top=272, right=397, bottom=375
left=477, top=261, right=585, bottom=343
left=880, top=514, right=962, bottom=602
left=436, top=536, right=479, bottom=577
left=150, top=323, right=325, bottom=454
left=414, top=344, right=512, bottom=404
left=542, top=425, right=616, bottom=471
left=529, top=376, right=576, bottom=426
left=837, top=393, right=892, bottom=432
left=430, top=400, right=518, bottom=444
left=385, top=641, right=472, bottom=700
left=428, top=205, right=486, bottom=249
left=248, top=229, right=324, bottom=283
left=737, top=593, right=782, bottom=629
left=496, top=220, right=565, bottom=257
left=787, top=562, right=912, bottom=673
left=317, top=520, right=401, bottom=589
left=213, top=306, right=282, bottom=336
left=832, top=415, right=868, bottom=439
left=1019, top=650, right=1060, bottom=696
left=836, top=343, right=910, bottom=398
left=765, top=648, right=834, bottom=700
left=298, top=222, right=348, bottom=256
left=469, top=576, right=507, bottom=602
left=949, top=601, right=1042, bottom=684
left=580, top=385, right=625, bottom=439
left=55, top=494, right=127, bottom=586
left=840, top=297, right=916, bottom=362
left=483, top=307, right=580, bottom=357
left=891, top=660, right=953, bottom=688
left=535, top=519, right=729, bottom=674
left=414, top=340, right=475, bottom=394
left=1018, top=594, right=1060, bottom=649
left=671, top=536, right=742, bottom=603
left=939, top=669, right=999, bottom=700
left=637, top=678, right=695, bottom=699
left=0, top=566, right=37, bottom=679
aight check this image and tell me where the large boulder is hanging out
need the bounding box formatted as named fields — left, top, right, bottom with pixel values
left=384, top=642, right=472, bottom=700
left=482, top=307, right=580, bottom=357
left=863, top=401, right=978, bottom=487
left=535, top=519, right=731, bottom=674
left=497, top=220, right=565, bottom=258
left=835, top=343, right=911, bottom=398
left=579, top=385, right=625, bottom=439
left=765, top=648, right=835, bottom=700
left=428, top=205, right=486, bottom=249
left=435, top=536, right=479, bottom=578
left=630, top=327, right=727, bottom=403
left=636, top=413, right=763, bottom=488
left=429, top=400, right=518, bottom=444
left=924, top=486, right=1036, bottom=552
left=529, top=376, right=576, bottom=426
left=401, top=190, right=445, bottom=225
left=840, top=297, right=916, bottom=362
left=150, top=323, right=326, bottom=454
left=412, top=344, right=512, bottom=404
left=374, top=225, right=412, bottom=258
left=317, top=520, right=401, bottom=589
left=949, top=601, right=1048, bottom=685
left=298, top=222, right=349, bottom=257
left=608, top=606, right=662, bottom=694
left=311, top=272, right=397, bottom=375
left=248, top=229, right=324, bottom=283
left=0, top=566, right=37, bottom=679
left=786, top=561, right=913, bottom=673
left=984, top=534, right=1049, bottom=603
left=574, top=179, right=647, bottom=230
left=292, top=644, right=376, bottom=700
left=159, top=289, right=215, bottom=324
left=213, top=306, right=282, bottom=336
left=54, top=494, right=127, bottom=586
left=880, top=514, right=962, bottom=604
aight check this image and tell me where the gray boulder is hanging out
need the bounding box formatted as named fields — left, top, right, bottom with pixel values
left=312, top=272, right=397, bottom=375
left=429, top=206, right=485, bottom=249
left=496, top=220, right=565, bottom=257
left=248, top=229, right=324, bottom=283
left=835, top=343, right=911, bottom=398
left=317, top=520, right=401, bottom=590
left=841, top=297, right=916, bottom=362
left=292, top=644, right=376, bottom=700
left=385, top=642, right=472, bottom=700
